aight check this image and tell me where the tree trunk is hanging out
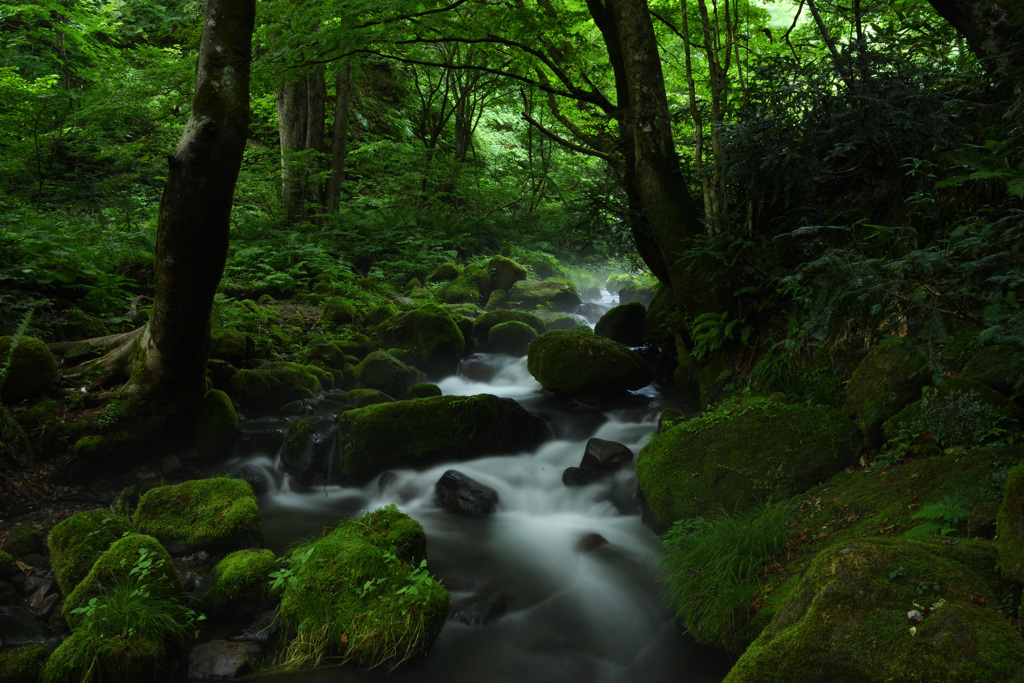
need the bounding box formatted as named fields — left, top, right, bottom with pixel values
left=305, top=64, right=327, bottom=212
left=325, top=59, right=354, bottom=214
left=927, top=0, right=1024, bottom=98
left=276, top=77, right=308, bottom=223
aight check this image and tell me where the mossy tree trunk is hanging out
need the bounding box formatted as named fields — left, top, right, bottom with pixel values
left=927, top=0, right=1024, bottom=99
left=51, top=0, right=255, bottom=439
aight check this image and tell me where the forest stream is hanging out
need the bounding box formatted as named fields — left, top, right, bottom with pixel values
left=216, top=292, right=732, bottom=682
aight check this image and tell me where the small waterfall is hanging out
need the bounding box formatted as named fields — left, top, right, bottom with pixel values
left=222, top=328, right=730, bottom=682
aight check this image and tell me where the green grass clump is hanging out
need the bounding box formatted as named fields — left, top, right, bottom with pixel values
left=660, top=500, right=791, bottom=652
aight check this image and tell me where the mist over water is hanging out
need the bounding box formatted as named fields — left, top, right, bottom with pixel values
left=223, top=293, right=731, bottom=682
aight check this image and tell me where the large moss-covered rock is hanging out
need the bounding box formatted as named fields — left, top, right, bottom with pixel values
left=438, top=263, right=491, bottom=306
left=507, top=280, right=582, bottom=313
left=427, top=262, right=459, bottom=284
left=203, top=549, right=281, bottom=617
left=337, top=394, right=550, bottom=480
left=277, top=506, right=448, bottom=670
left=471, top=309, right=546, bottom=352
left=0, top=336, right=58, bottom=404
left=0, top=643, right=50, bottom=683
left=725, top=538, right=1024, bottom=683
left=617, top=278, right=656, bottom=306
left=208, top=328, right=252, bottom=366
left=960, top=345, right=1024, bottom=398
left=637, top=397, right=862, bottom=525
left=527, top=328, right=654, bottom=395
left=595, top=301, right=647, bottom=347
left=133, top=478, right=262, bottom=555
left=997, top=461, right=1024, bottom=584
left=488, top=255, right=527, bottom=292
left=353, top=350, right=420, bottom=398
left=488, top=321, right=537, bottom=357
left=48, top=509, right=133, bottom=596
left=375, top=304, right=465, bottom=378
left=845, top=339, right=932, bottom=446
left=231, top=361, right=323, bottom=412
left=883, top=378, right=1023, bottom=448
left=64, top=534, right=181, bottom=628
left=195, top=389, right=239, bottom=459
left=41, top=630, right=166, bottom=683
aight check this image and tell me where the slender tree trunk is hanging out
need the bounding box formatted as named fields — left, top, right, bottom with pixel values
left=325, top=59, right=354, bottom=214
left=276, top=78, right=308, bottom=223
left=305, top=64, right=327, bottom=213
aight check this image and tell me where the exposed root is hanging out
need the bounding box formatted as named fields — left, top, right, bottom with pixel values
left=48, top=326, right=146, bottom=390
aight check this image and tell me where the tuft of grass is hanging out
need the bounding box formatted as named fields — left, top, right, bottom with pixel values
left=660, top=500, right=791, bottom=653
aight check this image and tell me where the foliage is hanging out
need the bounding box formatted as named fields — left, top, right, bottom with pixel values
left=690, top=311, right=753, bottom=361
left=660, top=500, right=791, bottom=652
left=904, top=495, right=970, bottom=538
left=888, top=386, right=1010, bottom=450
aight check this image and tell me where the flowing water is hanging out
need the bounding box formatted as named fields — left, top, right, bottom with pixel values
left=220, top=292, right=732, bottom=682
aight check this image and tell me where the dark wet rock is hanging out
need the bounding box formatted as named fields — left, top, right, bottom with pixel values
left=378, top=471, right=398, bottom=493
left=595, top=301, right=647, bottom=347
left=30, top=592, right=60, bottom=620
left=282, top=415, right=336, bottom=486
left=234, top=464, right=270, bottom=495
left=451, top=593, right=509, bottom=626
left=181, top=550, right=212, bottom=569
left=575, top=533, right=608, bottom=553
left=0, top=581, right=17, bottom=606
left=580, top=438, right=634, bottom=472
left=562, top=467, right=605, bottom=487
left=22, top=575, right=53, bottom=597
left=234, top=608, right=283, bottom=644
left=575, top=302, right=607, bottom=323
left=188, top=639, right=262, bottom=679
left=436, top=470, right=499, bottom=516
left=0, top=605, right=46, bottom=646
left=19, top=554, right=49, bottom=571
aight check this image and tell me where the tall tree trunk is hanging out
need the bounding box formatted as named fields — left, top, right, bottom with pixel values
left=276, top=78, right=308, bottom=223
left=927, top=0, right=1024, bottom=98
left=325, top=59, right=354, bottom=214
left=305, top=64, right=327, bottom=212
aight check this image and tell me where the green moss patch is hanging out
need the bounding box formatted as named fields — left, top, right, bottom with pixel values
left=374, top=304, right=465, bottom=379
left=133, top=478, right=262, bottom=555
left=845, top=338, right=932, bottom=446
left=527, top=328, right=653, bottom=395
left=0, top=335, right=59, bottom=404
left=0, top=643, right=50, bottom=683
left=195, top=389, right=239, bottom=459
left=203, top=548, right=281, bottom=617
left=997, top=461, right=1024, bottom=584
left=41, top=629, right=165, bottom=682
left=230, top=361, right=323, bottom=412
left=48, top=509, right=133, bottom=596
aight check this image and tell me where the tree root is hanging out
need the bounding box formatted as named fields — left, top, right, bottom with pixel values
left=48, top=326, right=146, bottom=390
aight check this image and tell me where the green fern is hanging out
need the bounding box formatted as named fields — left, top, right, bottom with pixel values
left=904, top=495, right=969, bottom=537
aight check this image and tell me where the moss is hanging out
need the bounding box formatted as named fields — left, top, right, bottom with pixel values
left=406, top=383, right=442, bottom=399
left=195, top=389, right=239, bottom=459
left=230, top=361, right=323, bottom=412
left=374, top=304, right=465, bottom=378
left=63, top=534, right=181, bottom=628
left=354, top=350, right=418, bottom=398
left=41, top=630, right=165, bottom=683
left=488, top=255, right=527, bottom=292
left=427, top=262, right=459, bottom=284
left=960, top=345, right=1024, bottom=398
left=0, top=549, right=13, bottom=576
left=526, top=328, right=654, bottom=395
left=48, top=509, right=133, bottom=596
left=997, top=461, right=1024, bottom=584
left=507, top=279, right=582, bottom=313
left=321, top=296, right=359, bottom=327
left=939, top=325, right=982, bottom=372
left=0, top=643, right=50, bottom=683
left=0, top=335, right=59, bottom=403
left=472, top=310, right=546, bottom=351
left=725, top=538, right=1024, bottom=683
left=3, top=525, right=41, bottom=557
left=637, top=397, right=862, bottom=526
left=203, top=548, right=281, bottom=617
left=14, top=397, right=61, bottom=433
left=485, top=288, right=507, bottom=310
left=488, top=321, right=537, bottom=357
left=347, top=388, right=394, bottom=408
left=594, top=301, right=647, bottom=346
left=845, top=338, right=932, bottom=446
left=133, top=477, right=262, bottom=555
left=277, top=506, right=448, bottom=670
left=306, top=341, right=346, bottom=369
left=438, top=263, right=491, bottom=306
left=208, top=328, right=251, bottom=365
left=305, top=363, right=334, bottom=391
left=337, top=394, right=548, bottom=480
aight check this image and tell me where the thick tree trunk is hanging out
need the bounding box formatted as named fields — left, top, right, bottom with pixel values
left=325, top=60, right=354, bottom=214
left=927, top=0, right=1024, bottom=98
left=133, top=0, right=255, bottom=405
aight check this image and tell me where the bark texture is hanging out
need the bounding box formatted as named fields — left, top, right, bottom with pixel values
left=928, top=0, right=1024, bottom=97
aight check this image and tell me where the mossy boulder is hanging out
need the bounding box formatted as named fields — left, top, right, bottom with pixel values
left=845, top=339, right=932, bottom=446
left=488, top=321, right=537, bottom=357
left=636, top=397, right=862, bottom=526
left=203, top=549, right=281, bottom=617
left=337, top=394, right=550, bottom=480
left=208, top=328, right=252, bottom=366
left=354, top=350, right=420, bottom=398
left=133, top=478, right=263, bottom=555
left=375, top=304, right=465, bottom=378
left=0, top=336, right=59, bottom=403
left=725, top=538, right=1024, bottom=683
left=595, top=301, right=647, bottom=347
left=230, top=361, right=323, bottom=412
left=485, top=288, right=507, bottom=310
left=438, top=263, right=491, bottom=306
left=48, top=509, right=133, bottom=596
left=488, top=255, right=527, bottom=292
left=960, top=345, right=1024, bottom=398
left=471, top=309, right=546, bottom=352
left=306, top=341, right=347, bottom=370
left=3, top=526, right=41, bottom=557
left=427, top=262, right=459, bottom=284
left=0, top=550, right=13, bottom=577
left=0, top=643, right=50, bottom=683
left=883, top=378, right=1023, bottom=448
left=997, top=461, right=1024, bottom=584
left=617, top=278, right=656, bottom=306
left=348, top=388, right=395, bottom=408
left=277, top=506, right=449, bottom=669
left=507, top=279, right=582, bottom=313
left=64, top=534, right=181, bottom=628
left=527, top=329, right=654, bottom=395
left=405, top=382, right=442, bottom=399
left=41, top=629, right=166, bottom=682
left=195, top=389, right=239, bottom=459
left=321, top=296, right=359, bottom=327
